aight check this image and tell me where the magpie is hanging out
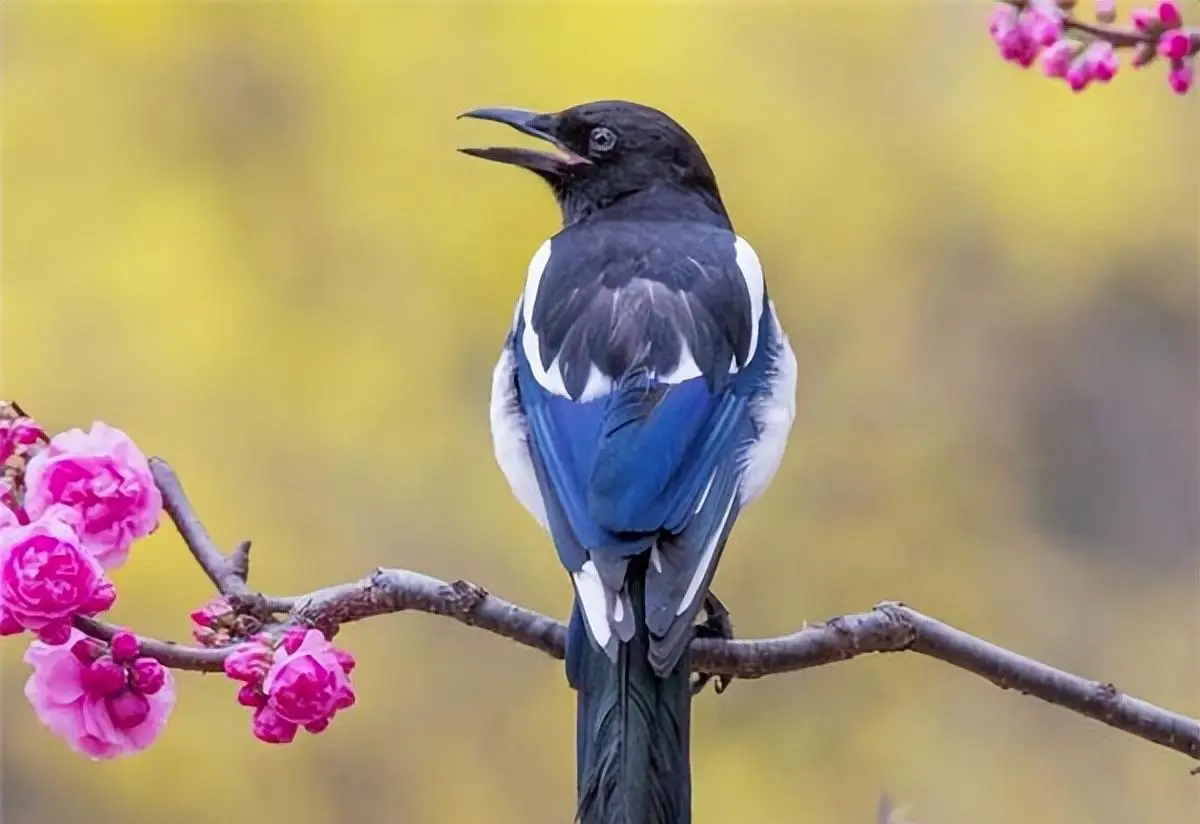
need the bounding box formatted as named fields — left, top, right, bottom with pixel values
left=459, top=100, right=797, bottom=824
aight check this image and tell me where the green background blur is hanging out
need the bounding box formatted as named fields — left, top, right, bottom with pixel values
left=2, top=2, right=1197, bottom=823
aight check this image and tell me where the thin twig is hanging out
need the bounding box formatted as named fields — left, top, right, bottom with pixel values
left=998, top=0, right=1155, bottom=49
left=72, top=459, right=1200, bottom=767
left=73, top=616, right=229, bottom=671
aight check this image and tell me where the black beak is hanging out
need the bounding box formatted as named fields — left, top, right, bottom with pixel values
left=457, top=107, right=591, bottom=177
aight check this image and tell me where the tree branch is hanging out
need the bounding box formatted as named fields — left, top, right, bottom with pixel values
left=998, top=0, right=1155, bottom=49
left=77, top=459, right=1200, bottom=768
left=149, top=458, right=251, bottom=597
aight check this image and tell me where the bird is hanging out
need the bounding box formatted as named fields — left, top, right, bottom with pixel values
left=459, top=100, right=797, bottom=824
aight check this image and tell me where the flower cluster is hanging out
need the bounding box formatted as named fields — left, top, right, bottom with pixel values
left=0, top=418, right=161, bottom=643
left=988, top=0, right=1197, bottom=94
left=223, top=626, right=357, bottom=744
left=3, top=403, right=362, bottom=760
left=0, top=407, right=168, bottom=758
left=24, top=627, right=176, bottom=759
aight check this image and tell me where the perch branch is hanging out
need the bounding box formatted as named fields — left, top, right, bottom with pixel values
left=76, top=458, right=1200, bottom=767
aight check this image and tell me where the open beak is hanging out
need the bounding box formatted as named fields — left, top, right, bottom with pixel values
left=457, top=107, right=591, bottom=177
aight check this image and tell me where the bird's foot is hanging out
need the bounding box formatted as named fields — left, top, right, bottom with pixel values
left=690, top=590, right=735, bottom=696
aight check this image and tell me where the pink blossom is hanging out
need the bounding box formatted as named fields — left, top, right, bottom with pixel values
left=0, top=416, right=46, bottom=465
left=1168, top=57, right=1195, bottom=93
left=23, top=628, right=175, bottom=759
left=1157, top=0, right=1183, bottom=29
left=262, top=629, right=356, bottom=727
left=1094, top=0, right=1116, bottom=23
left=0, top=515, right=116, bottom=637
left=24, top=422, right=161, bottom=570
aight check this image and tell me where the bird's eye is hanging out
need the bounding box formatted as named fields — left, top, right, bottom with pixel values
left=588, top=126, right=618, bottom=154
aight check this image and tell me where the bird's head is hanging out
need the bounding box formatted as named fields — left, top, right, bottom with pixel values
left=458, top=100, right=723, bottom=222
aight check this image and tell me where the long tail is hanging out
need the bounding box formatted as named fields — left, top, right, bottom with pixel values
left=569, top=563, right=692, bottom=824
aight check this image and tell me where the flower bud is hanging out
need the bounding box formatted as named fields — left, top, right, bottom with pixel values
left=82, top=656, right=128, bottom=697
left=36, top=622, right=73, bottom=646
left=104, top=689, right=151, bottom=730
left=192, top=625, right=218, bottom=646
left=109, top=630, right=140, bottom=663
left=70, top=637, right=106, bottom=664
left=129, top=658, right=167, bottom=696
left=82, top=580, right=117, bottom=615
left=1157, top=0, right=1182, bottom=29
left=1159, top=30, right=1192, bottom=60
left=189, top=597, right=234, bottom=629
left=252, top=705, right=299, bottom=744
left=304, top=718, right=331, bottom=735
left=223, top=641, right=273, bottom=684
left=1168, top=58, right=1195, bottom=93
left=1131, top=7, right=1158, bottom=31
left=237, top=684, right=267, bottom=708
left=1131, top=42, right=1159, bottom=68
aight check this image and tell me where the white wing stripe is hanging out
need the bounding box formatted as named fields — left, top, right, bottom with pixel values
left=573, top=561, right=612, bottom=649
left=676, top=490, right=737, bottom=616
left=733, top=236, right=766, bottom=369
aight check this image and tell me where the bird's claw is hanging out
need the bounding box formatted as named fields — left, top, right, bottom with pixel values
left=690, top=591, right=735, bottom=696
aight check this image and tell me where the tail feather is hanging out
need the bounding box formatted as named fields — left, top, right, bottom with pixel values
left=574, top=566, right=691, bottom=824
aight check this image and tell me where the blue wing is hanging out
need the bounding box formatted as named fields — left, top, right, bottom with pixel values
left=514, top=315, right=778, bottom=675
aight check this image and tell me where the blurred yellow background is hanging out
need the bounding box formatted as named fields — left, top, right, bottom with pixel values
left=2, top=2, right=1197, bottom=823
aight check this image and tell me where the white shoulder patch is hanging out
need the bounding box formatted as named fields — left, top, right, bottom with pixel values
left=733, top=236, right=767, bottom=370
left=739, top=300, right=797, bottom=507
left=489, top=345, right=548, bottom=529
